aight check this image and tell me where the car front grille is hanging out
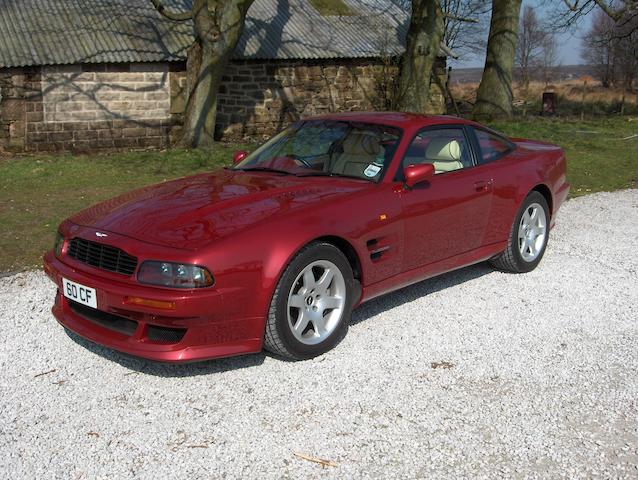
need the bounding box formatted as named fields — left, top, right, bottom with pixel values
left=69, top=301, right=138, bottom=336
left=67, top=237, right=137, bottom=276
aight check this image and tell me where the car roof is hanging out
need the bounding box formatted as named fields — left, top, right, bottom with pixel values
left=308, top=112, right=477, bottom=129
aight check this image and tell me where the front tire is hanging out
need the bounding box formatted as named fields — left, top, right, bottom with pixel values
left=264, top=242, right=354, bottom=360
left=491, top=191, right=550, bottom=273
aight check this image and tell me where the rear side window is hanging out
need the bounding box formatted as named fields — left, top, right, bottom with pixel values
left=475, top=129, right=513, bottom=164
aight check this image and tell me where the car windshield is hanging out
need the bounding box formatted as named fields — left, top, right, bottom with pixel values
left=233, top=120, right=402, bottom=182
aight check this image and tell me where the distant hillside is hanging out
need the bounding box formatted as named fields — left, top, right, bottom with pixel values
left=450, top=65, right=597, bottom=84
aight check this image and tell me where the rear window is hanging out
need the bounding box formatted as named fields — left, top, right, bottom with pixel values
left=475, top=129, right=514, bottom=164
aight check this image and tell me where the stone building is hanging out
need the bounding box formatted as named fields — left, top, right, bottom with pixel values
left=0, top=0, right=454, bottom=153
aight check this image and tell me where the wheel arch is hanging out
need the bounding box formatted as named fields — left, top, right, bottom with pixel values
left=312, top=235, right=362, bottom=281
left=262, top=234, right=364, bottom=317
left=530, top=183, right=553, bottom=217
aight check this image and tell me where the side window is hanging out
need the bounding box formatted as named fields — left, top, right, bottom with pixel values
left=403, top=128, right=472, bottom=174
left=475, top=129, right=513, bottom=164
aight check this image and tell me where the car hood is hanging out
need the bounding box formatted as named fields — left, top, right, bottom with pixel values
left=69, top=169, right=367, bottom=250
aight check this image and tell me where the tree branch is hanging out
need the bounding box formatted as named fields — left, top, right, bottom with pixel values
left=149, top=0, right=193, bottom=21
left=562, top=0, right=580, bottom=11
left=592, top=0, right=622, bottom=20
left=443, top=12, right=479, bottom=23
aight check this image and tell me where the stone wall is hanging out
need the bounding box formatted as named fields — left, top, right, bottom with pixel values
left=0, top=58, right=446, bottom=152
left=1, top=63, right=178, bottom=152
left=170, top=58, right=446, bottom=141
left=0, top=67, right=36, bottom=151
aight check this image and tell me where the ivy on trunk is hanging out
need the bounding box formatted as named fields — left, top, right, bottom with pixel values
left=396, top=0, right=445, bottom=113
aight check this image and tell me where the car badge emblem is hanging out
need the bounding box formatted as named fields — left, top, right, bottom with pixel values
left=95, top=232, right=108, bottom=238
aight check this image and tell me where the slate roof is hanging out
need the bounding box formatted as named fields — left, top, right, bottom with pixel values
left=0, top=0, right=455, bottom=68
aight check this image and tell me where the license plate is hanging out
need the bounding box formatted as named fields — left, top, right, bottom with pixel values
left=62, top=278, right=97, bottom=309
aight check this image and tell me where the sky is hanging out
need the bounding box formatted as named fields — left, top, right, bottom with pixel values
left=451, top=0, right=595, bottom=69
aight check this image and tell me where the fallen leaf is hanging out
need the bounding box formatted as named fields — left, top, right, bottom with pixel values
left=293, top=452, right=337, bottom=467
left=431, top=361, right=455, bottom=369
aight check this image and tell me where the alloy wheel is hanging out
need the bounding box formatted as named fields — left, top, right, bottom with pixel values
left=287, top=260, right=346, bottom=345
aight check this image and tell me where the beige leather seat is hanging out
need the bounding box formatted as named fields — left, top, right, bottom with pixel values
left=425, top=138, right=463, bottom=173
left=332, top=132, right=381, bottom=177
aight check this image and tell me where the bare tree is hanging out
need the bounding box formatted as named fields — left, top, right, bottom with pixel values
left=473, top=0, right=523, bottom=120
left=581, top=8, right=637, bottom=88
left=582, top=10, right=618, bottom=87
left=440, top=0, right=490, bottom=57
left=150, top=0, right=255, bottom=148
left=614, top=8, right=638, bottom=87
left=560, top=0, right=637, bottom=32
left=540, top=32, right=560, bottom=85
left=516, top=6, right=545, bottom=88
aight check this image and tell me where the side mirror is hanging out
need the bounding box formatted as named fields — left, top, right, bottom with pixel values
left=404, top=163, right=435, bottom=188
left=232, top=150, right=248, bottom=165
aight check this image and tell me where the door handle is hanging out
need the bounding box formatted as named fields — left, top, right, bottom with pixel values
left=474, top=180, right=492, bottom=192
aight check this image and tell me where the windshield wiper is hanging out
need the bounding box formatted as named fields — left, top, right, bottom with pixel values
left=233, top=167, right=294, bottom=175
left=296, top=171, right=372, bottom=182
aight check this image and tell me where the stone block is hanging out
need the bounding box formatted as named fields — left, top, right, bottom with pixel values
left=122, top=127, right=146, bottom=137
left=26, top=111, right=44, bottom=122
left=1, top=99, right=25, bottom=121
left=69, top=140, right=92, bottom=153
left=69, top=111, right=98, bottom=121
left=114, top=138, right=139, bottom=148
left=138, top=136, right=164, bottom=148
left=74, top=130, right=98, bottom=140
left=49, top=131, right=73, bottom=142
left=98, top=129, right=120, bottom=140
left=56, top=101, right=84, bottom=112
left=97, top=138, right=115, bottom=148
left=145, top=91, right=168, bottom=101
left=93, top=92, right=121, bottom=102
left=26, top=131, right=47, bottom=143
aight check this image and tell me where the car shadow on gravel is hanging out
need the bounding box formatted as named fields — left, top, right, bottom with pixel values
left=64, top=262, right=494, bottom=376
left=64, top=329, right=267, bottom=377
left=350, top=262, right=494, bottom=325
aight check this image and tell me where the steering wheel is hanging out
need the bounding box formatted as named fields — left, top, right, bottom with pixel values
left=290, top=154, right=313, bottom=169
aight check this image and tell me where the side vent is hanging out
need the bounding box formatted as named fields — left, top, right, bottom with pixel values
left=366, top=238, right=390, bottom=262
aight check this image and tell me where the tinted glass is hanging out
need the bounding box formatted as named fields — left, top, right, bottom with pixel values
left=235, top=120, right=402, bottom=182
left=475, top=129, right=512, bottom=164
left=403, top=128, right=472, bottom=174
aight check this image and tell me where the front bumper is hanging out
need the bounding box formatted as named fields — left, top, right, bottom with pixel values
left=44, top=251, right=263, bottom=363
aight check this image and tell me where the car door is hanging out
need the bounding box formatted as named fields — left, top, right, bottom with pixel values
left=399, top=126, right=493, bottom=271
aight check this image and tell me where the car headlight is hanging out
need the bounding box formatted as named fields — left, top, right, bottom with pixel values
left=137, top=261, right=214, bottom=288
left=54, top=232, right=64, bottom=258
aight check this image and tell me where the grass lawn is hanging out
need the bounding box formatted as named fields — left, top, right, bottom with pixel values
left=1, top=116, right=636, bottom=272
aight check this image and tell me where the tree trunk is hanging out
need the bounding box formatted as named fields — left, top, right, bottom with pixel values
left=179, top=0, right=253, bottom=148
left=396, top=0, right=445, bottom=113
left=473, top=0, right=522, bottom=120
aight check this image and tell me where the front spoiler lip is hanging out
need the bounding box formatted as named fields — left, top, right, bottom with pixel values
left=44, top=251, right=263, bottom=363
left=52, top=300, right=262, bottom=363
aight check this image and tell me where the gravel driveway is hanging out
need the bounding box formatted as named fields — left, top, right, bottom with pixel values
left=1, top=190, right=637, bottom=479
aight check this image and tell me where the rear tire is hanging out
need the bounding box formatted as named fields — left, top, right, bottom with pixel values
left=491, top=191, right=550, bottom=273
left=264, top=242, right=354, bottom=360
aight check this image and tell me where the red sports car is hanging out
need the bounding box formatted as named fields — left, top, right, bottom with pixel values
left=44, top=113, right=569, bottom=362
